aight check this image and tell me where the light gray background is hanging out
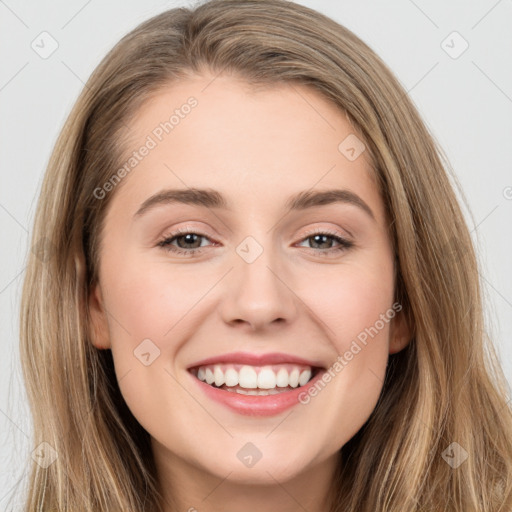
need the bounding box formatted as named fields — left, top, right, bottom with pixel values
left=1, top=0, right=511, bottom=508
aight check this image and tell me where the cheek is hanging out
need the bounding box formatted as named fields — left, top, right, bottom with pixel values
left=296, top=259, right=394, bottom=440
left=302, top=255, right=395, bottom=348
left=102, top=256, right=207, bottom=343
left=100, top=258, right=202, bottom=435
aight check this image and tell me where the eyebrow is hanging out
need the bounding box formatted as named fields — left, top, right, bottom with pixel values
left=133, top=187, right=375, bottom=221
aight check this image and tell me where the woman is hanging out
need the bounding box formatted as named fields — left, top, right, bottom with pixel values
left=18, top=0, right=512, bottom=510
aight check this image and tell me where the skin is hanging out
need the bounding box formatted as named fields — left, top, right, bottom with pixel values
left=89, top=73, right=411, bottom=512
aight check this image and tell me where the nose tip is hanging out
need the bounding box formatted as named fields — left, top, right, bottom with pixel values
left=219, top=242, right=298, bottom=331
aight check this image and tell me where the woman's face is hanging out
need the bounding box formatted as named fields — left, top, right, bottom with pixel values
left=89, top=73, right=410, bottom=497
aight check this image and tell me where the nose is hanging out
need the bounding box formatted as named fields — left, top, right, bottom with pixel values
left=218, top=238, right=299, bottom=332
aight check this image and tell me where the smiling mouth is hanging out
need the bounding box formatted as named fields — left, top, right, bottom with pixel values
left=188, top=363, right=323, bottom=396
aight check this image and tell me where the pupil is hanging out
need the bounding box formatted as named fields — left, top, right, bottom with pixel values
left=179, top=233, right=200, bottom=248
left=313, top=234, right=329, bottom=249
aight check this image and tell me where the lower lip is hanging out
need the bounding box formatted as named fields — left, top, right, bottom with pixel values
left=189, top=369, right=326, bottom=417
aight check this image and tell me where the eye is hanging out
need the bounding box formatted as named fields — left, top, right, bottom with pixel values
left=157, top=227, right=215, bottom=257
left=157, top=227, right=354, bottom=257
left=295, top=228, right=354, bottom=256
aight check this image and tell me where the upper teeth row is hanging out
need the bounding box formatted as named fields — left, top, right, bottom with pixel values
left=195, top=364, right=313, bottom=389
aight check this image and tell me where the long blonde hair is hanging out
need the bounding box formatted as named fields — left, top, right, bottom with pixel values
left=17, top=0, right=512, bottom=510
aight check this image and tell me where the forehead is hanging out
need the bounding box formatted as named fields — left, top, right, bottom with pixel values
left=110, top=74, right=386, bottom=225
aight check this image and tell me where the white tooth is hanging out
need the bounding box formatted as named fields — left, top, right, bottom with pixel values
left=289, top=368, right=300, bottom=387
left=299, top=369, right=312, bottom=386
left=224, top=368, right=239, bottom=387
left=276, top=368, right=289, bottom=387
left=197, top=367, right=206, bottom=381
left=247, top=390, right=259, bottom=395
left=235, top=388, right=250, bottom=395
left=257, top=366, right=277, bottom=389
left=205, top=367, right=215, bottom=385
left=238, top=365, right=258, bottom=388
left=214, top=365, right=225, bottom=386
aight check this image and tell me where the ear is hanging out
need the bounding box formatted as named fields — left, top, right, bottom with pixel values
left=88, top=282, right=111, bottom=350
left=388, top=308, right=412, bottom=355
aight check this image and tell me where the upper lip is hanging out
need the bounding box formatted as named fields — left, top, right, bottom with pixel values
left=187, top=351, right=325, bottom=370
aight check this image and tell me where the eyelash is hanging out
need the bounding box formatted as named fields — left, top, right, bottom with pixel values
left=157, top=227, right=354, bottom=258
